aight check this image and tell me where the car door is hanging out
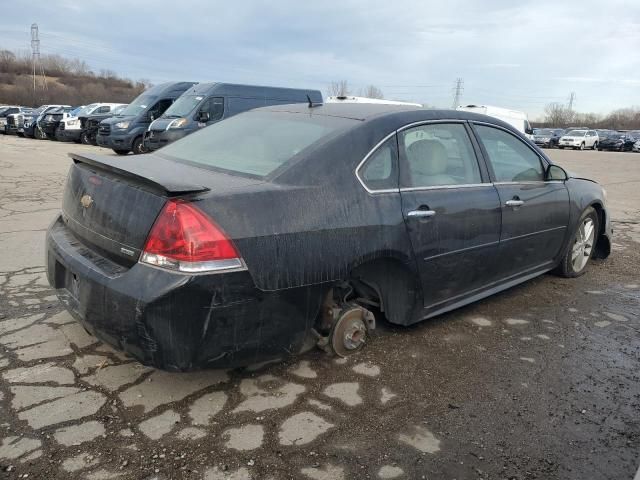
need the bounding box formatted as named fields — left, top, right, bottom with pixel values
left=471, top=123, right=570, bottom=279
left=397, top=122, right=502, bottom=309
left=198, top=97, right=224, bottom=126
left=587, top=130, right=597, bottom=147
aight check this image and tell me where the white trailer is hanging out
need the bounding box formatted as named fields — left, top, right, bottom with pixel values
left=326, top=96, right=422, bottom=107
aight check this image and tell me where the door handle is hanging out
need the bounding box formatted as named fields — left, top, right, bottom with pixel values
left=505, top=200, right=524, bottom=207
left=407, top=209, right=436, bottom=218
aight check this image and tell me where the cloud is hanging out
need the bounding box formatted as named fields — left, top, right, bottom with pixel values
left=1, top=0, right=639, bottom=116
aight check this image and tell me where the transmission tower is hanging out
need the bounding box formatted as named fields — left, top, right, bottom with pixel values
left=568, top=91, right=575, bottom=112
left=30, top=23, right=47, bottom=105
left=452, top=78, right=464, bottom=109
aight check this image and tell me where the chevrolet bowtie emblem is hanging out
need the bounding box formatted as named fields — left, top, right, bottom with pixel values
left=80, top=194, right=93, bottom=209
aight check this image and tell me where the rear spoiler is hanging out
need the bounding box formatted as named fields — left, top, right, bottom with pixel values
left=69, top=152, right=210, bottom=196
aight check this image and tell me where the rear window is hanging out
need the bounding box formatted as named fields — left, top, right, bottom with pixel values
left=159, top=111, right=357, bottom=177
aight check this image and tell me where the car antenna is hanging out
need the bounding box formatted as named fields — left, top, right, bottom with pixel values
left=307, top=94, right=318, bottom=108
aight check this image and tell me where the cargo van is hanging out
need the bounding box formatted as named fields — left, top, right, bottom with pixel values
left=97, top=82, right=196, bottom=154
left=143, top=83, right=323, bottom=151
left=456, top=104, right=534, bottom=139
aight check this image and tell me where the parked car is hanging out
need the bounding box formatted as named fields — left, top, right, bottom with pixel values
left=456, top=105, right=534, bottom=139
left=97, top=82, right=196, bottom=155
left=37, top=106, right=78, bottom=140
left=633, top=140, right=640, bottom=152
left=558, top=129, right=599, bottom=150
left=143, top=83, right=323, bottom=152
left=598, top=132, right=637, bottom=151
left=22, top=105, right=71, bottom=138
left=57, top=103, right=126, bottom=143
left=82, top=104, right=128, bottom=145
left=46, top=104, right=611, bottom=371
left=532, top=128, right=564, bottom=148
left=4, top=107, right=35, bottom=135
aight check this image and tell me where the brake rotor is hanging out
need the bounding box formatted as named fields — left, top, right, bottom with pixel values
left=330, top=308, right=369, bottom=357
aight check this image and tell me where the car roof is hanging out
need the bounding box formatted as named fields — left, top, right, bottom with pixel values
left=259, top=103, right=510, bottom=123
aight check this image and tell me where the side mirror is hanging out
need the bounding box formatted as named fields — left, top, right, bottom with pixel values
left=546, top=164, right=568, bottom=181
left=198, top=111, right=210, bottom=122
left=148, top=112, right=155, bottom=122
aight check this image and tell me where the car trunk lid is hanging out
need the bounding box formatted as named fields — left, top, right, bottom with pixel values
left=62, top=152, right=262, bottom=265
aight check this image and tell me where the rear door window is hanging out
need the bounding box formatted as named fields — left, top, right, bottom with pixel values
left=399, top=123, right=482, bottom=188
left=474, top=125, right=544, bottom=182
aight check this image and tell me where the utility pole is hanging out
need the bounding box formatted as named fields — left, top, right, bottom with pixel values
left=30, top=23, right=47, bottom=105
left=452, top=78, right=464, bottom=109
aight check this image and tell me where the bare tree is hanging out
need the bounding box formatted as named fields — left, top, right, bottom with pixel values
left=544, top=102, right=572, bottom=127
left=359, top=85, right=384, bottom=99
left=327, top=80, right=350, bottom=97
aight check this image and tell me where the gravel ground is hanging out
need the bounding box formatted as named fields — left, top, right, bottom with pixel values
left=0, top=135, right=638, bottom=480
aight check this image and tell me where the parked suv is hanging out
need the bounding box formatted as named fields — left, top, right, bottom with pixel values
left=143, top=83, right=323, bottom=151
left=532, top=128, right=564, bottom=148
left=558, top=129, right=599, bottom=150
left=58, top=103, right=126, bottom=143
left=82, top=104, right=128, bottom=145
left=37, top=106, right=78, bottom=140
left=22, top=105, right=70, bottom=138
left=97, top=82, right=196, bottom=154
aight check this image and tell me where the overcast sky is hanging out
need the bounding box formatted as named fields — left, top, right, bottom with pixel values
left=2, top=0, right=639, bottom=118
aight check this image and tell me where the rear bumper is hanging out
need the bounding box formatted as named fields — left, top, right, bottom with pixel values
left=46, top=215, right=320, bottom=371
left=143, top=129, right=189, bottom=151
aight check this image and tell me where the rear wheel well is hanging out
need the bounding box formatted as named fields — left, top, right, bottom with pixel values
left=348, top=258, right=421, bottom=325
left=590, top=202, right=610, bottom=258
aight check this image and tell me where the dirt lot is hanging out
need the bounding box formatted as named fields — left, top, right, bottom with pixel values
left=0, top=135, right=638, bottom=480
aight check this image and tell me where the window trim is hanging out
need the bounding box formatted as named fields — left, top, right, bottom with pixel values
left=469, top=121, right=551, bottom=184
left=354, top=131, right=400, bottom=194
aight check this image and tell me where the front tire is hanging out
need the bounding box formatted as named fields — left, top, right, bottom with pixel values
left=80, top=131, right=91, bottom=145
left=556, top=207, right=599, bottom=278
left=592, top=142, right=598, bottom=150
left=132, top=136, right=146, bottom=155
left=579, top=142, right=585, bottom=150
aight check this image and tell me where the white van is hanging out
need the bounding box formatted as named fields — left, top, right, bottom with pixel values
left=456, top=104, right=534, bottom=139
left=327, top=96, right=422, bottom=107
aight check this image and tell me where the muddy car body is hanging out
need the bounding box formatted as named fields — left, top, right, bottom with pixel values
left=46, top=104, right=612, bottom=371
left=97, top=82, right=196, bottom=155
left=22, top=105, right=71, bottom=138
left=58, top=103, right=126, bottom=143
left=143, top=83, right=322, bottom=152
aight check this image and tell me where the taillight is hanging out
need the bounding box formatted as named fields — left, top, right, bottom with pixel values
left=140, top=199, right=244, bottom=273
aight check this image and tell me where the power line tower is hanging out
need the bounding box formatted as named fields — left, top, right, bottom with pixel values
left=30, top=23, right=47, bottom=105
left=567, top=91, right=575, bottom=112
left=452, top=78, right=464, bottom=109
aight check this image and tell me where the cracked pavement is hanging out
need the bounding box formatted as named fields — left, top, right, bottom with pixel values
left=0, top=135, right=639, bottom=479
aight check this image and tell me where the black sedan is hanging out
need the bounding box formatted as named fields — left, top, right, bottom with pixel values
left=532, top=128, right=564, bottom=148
left=46, top=104, right=612, bottom=371
left=598, top=132, right=637, bottom=151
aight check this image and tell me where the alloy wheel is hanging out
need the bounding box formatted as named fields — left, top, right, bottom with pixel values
left=571, top=218, right=595, bottom=272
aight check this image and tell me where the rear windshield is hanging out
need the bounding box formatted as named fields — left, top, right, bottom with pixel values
left=159, top=111, right=358, bottom=177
